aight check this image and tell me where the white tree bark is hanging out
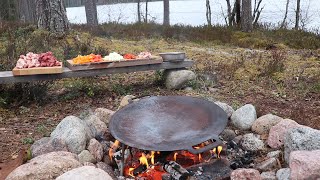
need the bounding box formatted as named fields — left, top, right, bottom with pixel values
left=206, top=0, right=212, bottom=26
left=36, top=0, right=69, bottom=33
left=85, top=0, right=98, bottom=26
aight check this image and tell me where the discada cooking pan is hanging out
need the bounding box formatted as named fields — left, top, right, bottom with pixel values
left=109, top=96, right=228, bottom=154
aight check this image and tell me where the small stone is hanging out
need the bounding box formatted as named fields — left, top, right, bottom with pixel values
left=83, top=162, right=96, bottom=166
left=6, top=151, right=81, bottom=180
left=251, top=114, right=282, bottom=135
left=284, top=126, right=320, bottom=163
left=233, top=135, right=243, bottom=144
left=230, top=168, right=261, bottom=180
left=208, top=87, right=219, bottom=93
left=231, top=104, right=257, bottom=130
left=267, top=150, right=281, bottom=159
left=289, top=150, right=320, bottom=179
left=87, top=139, right=104, bottom=162
left=267, top=119, right=300, bottom=149
left=184, top=87, right=193, bottom=91
left=78, top=150, right=96, bottom=164
left=220, top=129, right=236, bottom=141
left=215, top=101, right=235, bottom=118
left=276, top=168, right=290, bottom=180
left=164, top=69, right=196, bottom=90
left=119, top=95, right=136, bottom=108
left=31, top=137, right=68, bottom=158
left=260, top=171, right=276, bottom=180
left=256, top=158, right=278, bottom=171
left=94, top=108, right=115, bottom=125
left=56, top=166, right=113, bottom=180
left=241, top=133, right=265, bottom=151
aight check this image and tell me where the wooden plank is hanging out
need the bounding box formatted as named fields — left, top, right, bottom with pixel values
left=0, top=60, right=193, bottom=84
left=66, top=56, right=163, bottom=71
left=12, top=65, right=63, bottom=76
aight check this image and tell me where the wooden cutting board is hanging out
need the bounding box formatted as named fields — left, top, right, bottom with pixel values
left=12, top=65, right=63, bottom=76
left=66, top=56, right=163, bottom=71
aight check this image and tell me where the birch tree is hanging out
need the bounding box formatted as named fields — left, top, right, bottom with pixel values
left=280, top=0, right=290, bottom=28
left=137, top=0, right=141, bottom=23
left=36, top=0, right=69, bottom=33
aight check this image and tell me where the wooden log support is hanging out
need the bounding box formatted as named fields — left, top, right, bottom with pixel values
left=0, top=60, right=193, bottom=84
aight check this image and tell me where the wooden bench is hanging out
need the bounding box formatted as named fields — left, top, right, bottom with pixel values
left=0, top=60, right=193, bottom=84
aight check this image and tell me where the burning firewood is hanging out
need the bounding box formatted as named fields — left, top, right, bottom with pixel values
left=163, top=161, right=193, bottom=180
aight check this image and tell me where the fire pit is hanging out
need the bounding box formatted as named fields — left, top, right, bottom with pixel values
left=108, top=96, right=228, bottom=179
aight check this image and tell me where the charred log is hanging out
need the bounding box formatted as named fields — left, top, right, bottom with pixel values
left=163, top=161, right=192, bottom=180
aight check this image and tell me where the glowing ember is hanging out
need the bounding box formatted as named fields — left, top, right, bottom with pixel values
left=111, top=141, right=224, bottom=179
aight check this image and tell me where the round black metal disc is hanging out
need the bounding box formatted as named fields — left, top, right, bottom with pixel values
left=109, top=96, right=228, bottom=152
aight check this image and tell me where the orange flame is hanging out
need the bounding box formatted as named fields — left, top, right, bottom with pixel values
left=150, top=151, right=155, bottom=165
left=108, top=140, right=120, bottom=161
left=128, top=168, right=135, bottom=177
left=173, top=152, right=178, bottom=161
left=217, top=146, right=223, bottom=158
left=139, top=153, right=149, bottom=167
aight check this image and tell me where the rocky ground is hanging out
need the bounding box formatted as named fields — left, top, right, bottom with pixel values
left=2, top=95, right=320, bottom=180
left=0, top=37, right=319, bottom=179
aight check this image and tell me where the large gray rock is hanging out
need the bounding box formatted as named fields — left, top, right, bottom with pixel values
left=231, top=104, right=257, bottom=130
left=267, top=119, right=300, bottom=149
left=51, top=116, right=93, bottom=154
left=215, top=101, right=235, bottom=118
left=241, top=133, right=265, bottom=151
left=284, top=126, right=320, bottom=163
left=96, top=162, right=117, bottom=180
left=82, top=115, right=108, bottom=138
left=289, top=150, right=320, bottom=180
left=251, top=114, right=282, bottom=135
left=276, top=168, right=290, bottom=180
left=165, top=69, right=196, bottom=89
left=78, top=150, right=96, bottom=164
left=31, top=137, right=68, bottom=158
left=6, top=151, right=81, bottom=180
left=87, top=139, right=104, bottom=162
left=56, top=166, right=113, bottom=180
left=94, top=108, right=115, bottom=125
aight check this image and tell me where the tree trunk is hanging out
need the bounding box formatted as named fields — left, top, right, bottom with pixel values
left=17, top=0, right=36, bottom=23
left=85, top=0, right=98, bottom=26
left=0, top=0, right=18, bottom=21
left=235, top=0, right=241, bottom=26
left=145, top=0, right=148, bottom=23
left=206, top=0, right=212, bottom=26
left=137, top=0, right=141, bottom=23
left=295, top=0, right=301, bottom=30
left=36, top=0, right=69, bottom=33
left=163, top=0, right=169, bottom=26
left=280, top=0, right=289, bottom=28
left=241, top=0, right=252, bottom=32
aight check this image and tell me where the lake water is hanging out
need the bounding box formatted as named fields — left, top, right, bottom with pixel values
left=66, top=0, right=319, bottom=31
